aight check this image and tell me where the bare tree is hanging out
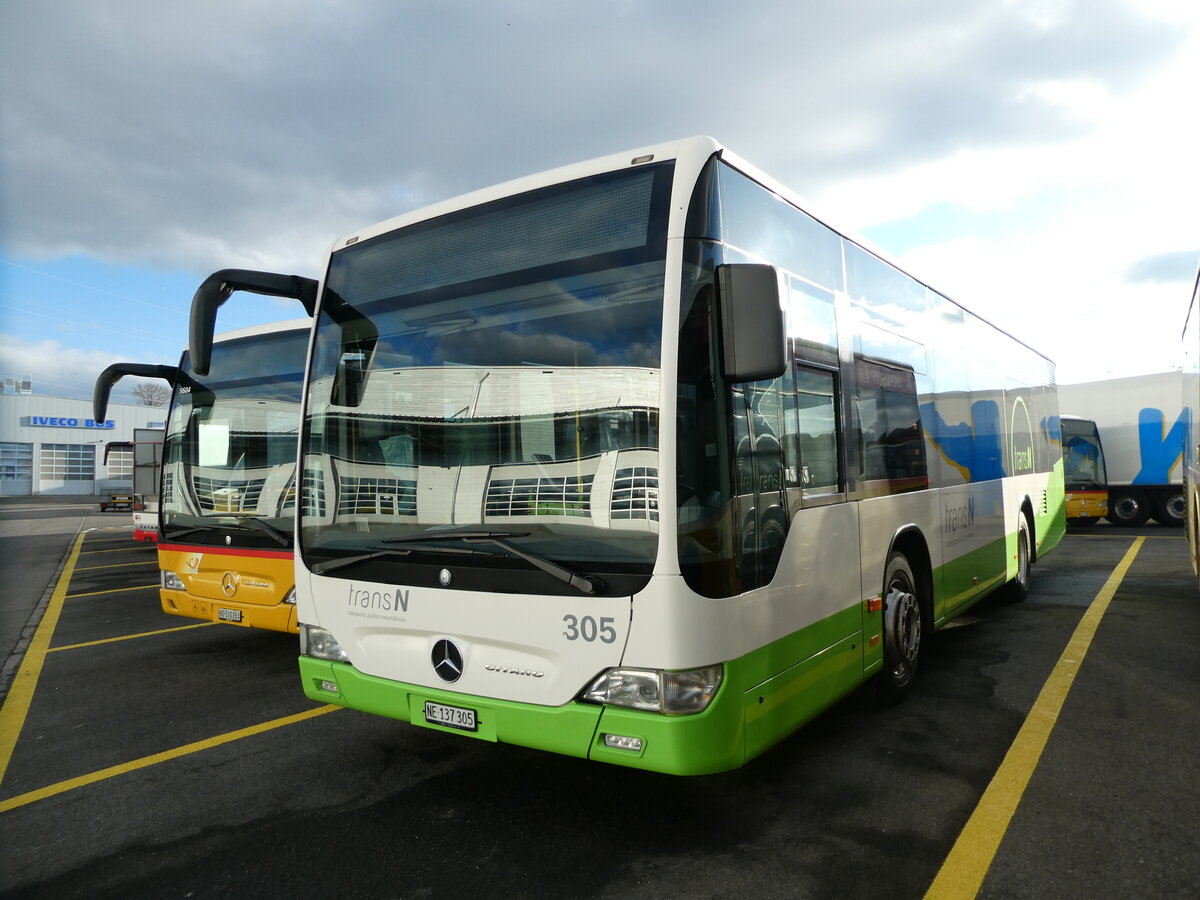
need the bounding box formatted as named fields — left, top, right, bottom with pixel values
left=131, top=381, right=171, bottom=407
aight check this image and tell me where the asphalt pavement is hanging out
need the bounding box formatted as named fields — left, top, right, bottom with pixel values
left=0, top=501, right=1196, bottom=898
left=0, top=495, right=114, bottom=702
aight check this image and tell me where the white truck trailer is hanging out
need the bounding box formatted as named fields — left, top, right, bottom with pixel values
left=1058, top=371, right=1187, bottom=526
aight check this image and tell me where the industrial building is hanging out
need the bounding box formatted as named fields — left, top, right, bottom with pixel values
left=0, top=393, right=166, bottom=497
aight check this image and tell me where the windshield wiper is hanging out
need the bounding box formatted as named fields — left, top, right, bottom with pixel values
left=309, top=542, right=492, bottom=575
left=310, top=546, right=413, bottom=575
left=161, top=523, right=221, bottom=541
left=164, top=519, right=291, bottom=547
left=381, top=531, right=605, bottom=595
left=231, top=516, right=292, bottom=548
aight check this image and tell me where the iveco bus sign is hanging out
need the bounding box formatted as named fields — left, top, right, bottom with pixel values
left=20, top=416, right=115, bottom=429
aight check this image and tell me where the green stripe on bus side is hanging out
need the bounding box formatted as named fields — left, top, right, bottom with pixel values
left=1037, top=461, right=1068, bottom=557
left=938, top=538, right=1009, bottom=618
left=732, top=602, right=863, bottom=695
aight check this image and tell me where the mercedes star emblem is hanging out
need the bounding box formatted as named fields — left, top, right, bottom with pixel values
left=431, top=639, right=464, bottom=683
left=221, top=572, right=239, bottom=597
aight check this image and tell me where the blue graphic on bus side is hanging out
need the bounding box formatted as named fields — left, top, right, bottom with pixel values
left=1133, top=407, right=1190, bottom=484
left=1041, top=414, right=1062, bottom=446
left=920, top=400, right=1005, bottom=483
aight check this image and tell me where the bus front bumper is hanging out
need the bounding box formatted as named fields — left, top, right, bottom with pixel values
left=160, top=589, right=299, bottom=633
left=298, top=656, right=747, bottom=775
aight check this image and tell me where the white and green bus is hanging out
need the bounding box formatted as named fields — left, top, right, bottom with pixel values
left=283, top=136, right=1064, bottom=774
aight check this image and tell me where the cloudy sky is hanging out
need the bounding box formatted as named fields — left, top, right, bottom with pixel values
left=2, top=0, right=1198, bottom=403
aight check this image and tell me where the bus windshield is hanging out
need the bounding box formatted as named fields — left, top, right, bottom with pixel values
left=300, top=162, right=674, bottom=579
left=1062, top=417, right=1107, bottom=490
left=162, top=328, right=308, bottom=544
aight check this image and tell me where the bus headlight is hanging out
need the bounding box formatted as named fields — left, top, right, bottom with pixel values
left=283, top=587, right=297, bottom=605
left=161, top=570, right=185, bottom=591
left=582, top=665, right=722, bottom=714
left=300, top=624, right=350, bottom=663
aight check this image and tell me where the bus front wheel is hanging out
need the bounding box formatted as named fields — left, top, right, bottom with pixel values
left=876, top=552, right=921, bottom=705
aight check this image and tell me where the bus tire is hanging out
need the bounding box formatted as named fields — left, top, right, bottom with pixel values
left=1152, top=490, right=1185, bottom=527
left=1107, top=491, right=1150, bottom=527
left=1002, top=514, right=1032, bottom=603
left=876, top=552, right=922, bottom=705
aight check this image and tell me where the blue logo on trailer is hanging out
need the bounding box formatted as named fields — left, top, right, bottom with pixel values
left=920, top=400, right=1005, bottom=483
left=1134, top=407, right=1190, bottom=484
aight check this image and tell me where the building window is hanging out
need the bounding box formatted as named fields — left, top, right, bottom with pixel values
left=40, top=443, right=96, bottom=481
left=105, top=447, right=133, bottom=478
left=1, top=442, right=33, bottom=483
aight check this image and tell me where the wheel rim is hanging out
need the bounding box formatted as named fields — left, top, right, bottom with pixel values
left=885, top=582, right=921, bottom=676
left=1113, top=496, right=1140, bottom=520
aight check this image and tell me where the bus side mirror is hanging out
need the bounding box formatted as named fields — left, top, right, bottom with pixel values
left=716, top=264, right=787, bottom=383
left=93, top=362, right=178, bottom=423
left=189, top=269, right=318, bottom=376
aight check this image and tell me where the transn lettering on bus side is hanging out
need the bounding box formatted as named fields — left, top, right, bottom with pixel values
left=347, top=584, right=410, bottom=613
left=945, top=498, right=975, bottom=534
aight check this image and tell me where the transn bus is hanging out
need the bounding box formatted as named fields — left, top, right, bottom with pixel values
left=199, top=137, right=1067, bottom=773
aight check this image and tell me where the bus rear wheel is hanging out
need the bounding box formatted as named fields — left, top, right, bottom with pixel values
left=876, top=552, right=921, bottom=705
left=1002, top=515, right=1032, bottom=603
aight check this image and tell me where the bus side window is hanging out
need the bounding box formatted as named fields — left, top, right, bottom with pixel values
left=794, top=366, right=842, bottom=497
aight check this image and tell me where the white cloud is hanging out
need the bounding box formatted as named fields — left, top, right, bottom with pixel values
left=0, top=0, right=1196, bottom=385
left=0, top=334, right=176, bottom=403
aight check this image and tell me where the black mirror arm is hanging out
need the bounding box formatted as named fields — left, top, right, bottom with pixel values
left=188, top=269, right=318, bottom=376
left=93, top=363, right=178, bottom=423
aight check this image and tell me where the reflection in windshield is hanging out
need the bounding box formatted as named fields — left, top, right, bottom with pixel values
left=162, top=328, right=309, bottom=537
left=301, top=163, right=673, bottom=574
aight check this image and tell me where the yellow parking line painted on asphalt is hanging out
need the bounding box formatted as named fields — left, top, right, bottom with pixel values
left=1069, top=532, right=1180, bottom=540
left=0, top=705, right=341, bottom=813
left=923, top=537, right=1144, bottom=900
left=80, top=546, right=155, bottom=554
left=75, top=560, right=158, bottom=571
left=49, top=622, right=219, bottom=652
left=65, top=584, right=159, bottom=598
left=0, top=534, right=86, bottom=787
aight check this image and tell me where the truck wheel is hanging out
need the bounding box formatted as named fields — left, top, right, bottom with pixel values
left=1107, top=491, right=1150, bottom=527
left=1152, top=490, right=1185, bottom=527
left=875, top=552, right=922, bottom=705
